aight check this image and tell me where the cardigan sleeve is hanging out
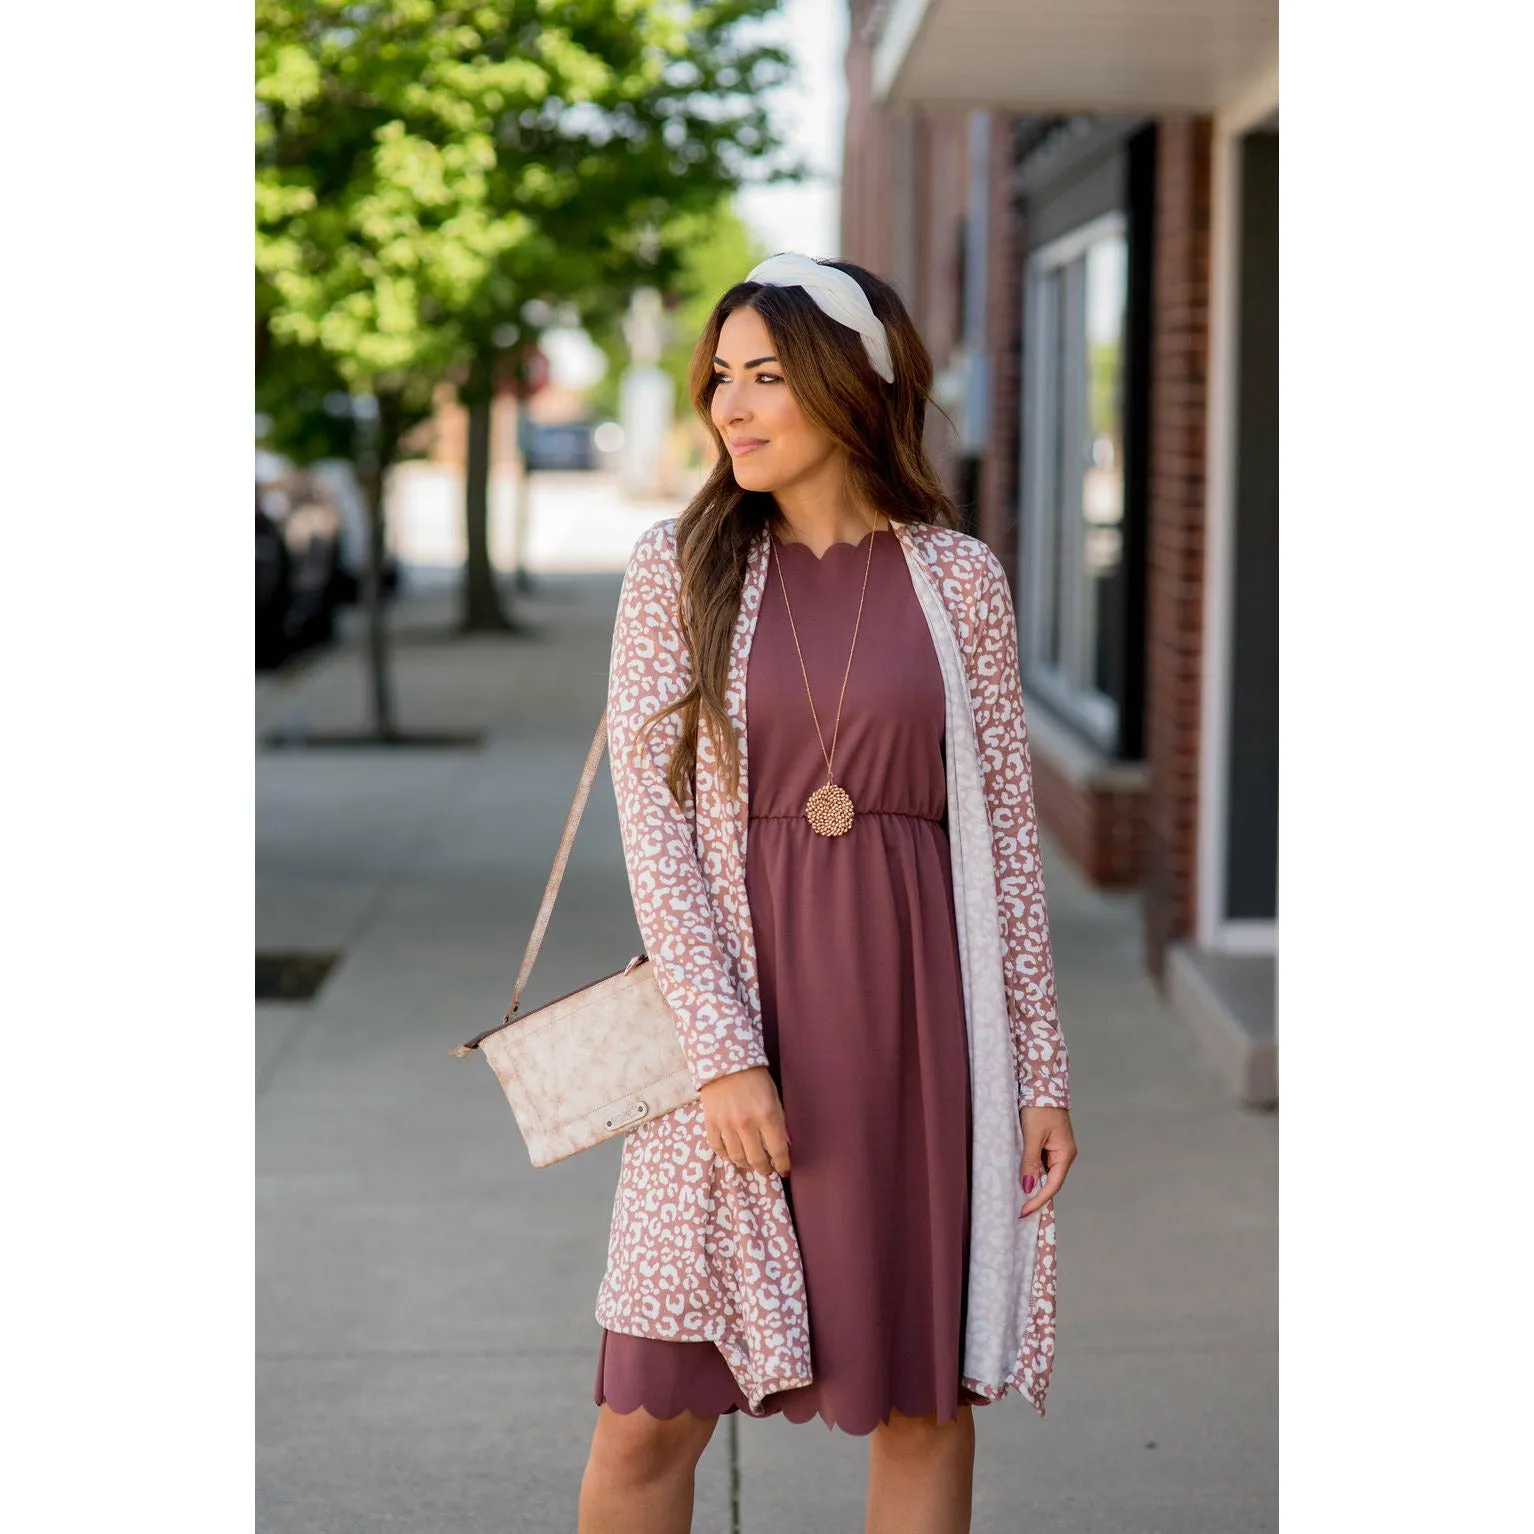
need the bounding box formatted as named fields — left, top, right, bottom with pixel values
left=964, top=545, right=1072, bottom=1111
left=606, top=521, right=770, bottom=1093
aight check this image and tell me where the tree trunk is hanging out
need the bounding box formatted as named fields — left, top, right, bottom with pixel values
left=361, top=479, right=396, bottom=739
left=460, top=350, right=515, bottom=632
left=355, top=402, right=397, bottom=741
left=510, top=418, right=534, bottom=595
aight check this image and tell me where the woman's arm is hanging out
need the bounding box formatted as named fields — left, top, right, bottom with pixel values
left=606, top=521, right=772, bottom=1095
left=963, top=545, right=1071, bottom=1110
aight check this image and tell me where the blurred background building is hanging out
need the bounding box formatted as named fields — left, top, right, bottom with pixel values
left=842, top=0, right=1279, bottom=1104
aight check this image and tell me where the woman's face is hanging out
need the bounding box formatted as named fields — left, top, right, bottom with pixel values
left=710, top=305, right=842, bottom=495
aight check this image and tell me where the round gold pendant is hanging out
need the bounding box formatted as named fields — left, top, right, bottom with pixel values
left=805, top=781, right=855, bottom=837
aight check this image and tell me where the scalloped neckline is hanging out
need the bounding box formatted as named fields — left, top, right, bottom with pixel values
left=770, top=528, right=883, bottom=563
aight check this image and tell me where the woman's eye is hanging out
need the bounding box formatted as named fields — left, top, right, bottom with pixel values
left=755, top=373, right=782, bottom=385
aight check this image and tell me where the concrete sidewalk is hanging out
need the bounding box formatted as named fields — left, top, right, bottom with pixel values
left=256, top=569, right=1276, bottom=1533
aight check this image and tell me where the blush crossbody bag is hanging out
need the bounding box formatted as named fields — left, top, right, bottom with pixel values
left=450, top=710, right=699, bottom=1166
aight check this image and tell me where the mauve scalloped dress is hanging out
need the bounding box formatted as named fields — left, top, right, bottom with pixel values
left=594, top=528, right=987, bottom=1434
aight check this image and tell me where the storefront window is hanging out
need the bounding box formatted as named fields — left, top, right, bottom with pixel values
left=1021, top=215, right=1129, bottom=751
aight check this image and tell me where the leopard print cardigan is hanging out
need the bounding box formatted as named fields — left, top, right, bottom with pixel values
left=597, top=515, right=1070, bottom=1414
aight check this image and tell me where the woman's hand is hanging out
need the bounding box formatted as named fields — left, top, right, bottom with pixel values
left=1018, top=1105, right=1077, bottom=1218
left=699, top=1066, right=791, bottom=1177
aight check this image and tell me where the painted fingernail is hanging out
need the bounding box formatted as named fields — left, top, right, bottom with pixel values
left=1022, top=1174, right=1037, bottom=1194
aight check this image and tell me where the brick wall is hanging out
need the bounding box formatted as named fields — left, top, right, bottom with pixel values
left=976, top=114, right=1023, bottom=572
left=914, top=113, right=971, bottom=498
left=1030, top=754, right=1147, bottom=889
left=840, top=41, right=1026, bottom=558
left=1143, top=117, right=1213, bottom=978
left=839, top=3, right=894, bottom=270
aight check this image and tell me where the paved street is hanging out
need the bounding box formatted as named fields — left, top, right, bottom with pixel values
left=256, top=507, right=1277, bottom=1533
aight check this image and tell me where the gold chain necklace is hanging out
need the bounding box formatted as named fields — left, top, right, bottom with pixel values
left=769, top=515, right=884, bottom=837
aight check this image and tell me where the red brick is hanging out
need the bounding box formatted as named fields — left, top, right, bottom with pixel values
left=1144, top=114, right=1213, bottom=981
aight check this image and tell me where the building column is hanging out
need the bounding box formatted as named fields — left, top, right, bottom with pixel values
left=840, top=0, right=894, bottom=270
left=1144, top=116, right=1213, bottom=980
left=976, top=113, right=1023, bottom=570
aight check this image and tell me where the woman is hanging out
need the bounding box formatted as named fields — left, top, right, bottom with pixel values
left=579, top=254, right=1077, bottom=1534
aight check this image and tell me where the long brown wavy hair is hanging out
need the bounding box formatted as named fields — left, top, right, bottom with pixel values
left=642, top=257, right=956, bottom=808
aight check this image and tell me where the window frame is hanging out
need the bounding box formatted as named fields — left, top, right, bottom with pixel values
left=1019, top=211, right=1128, bottom=754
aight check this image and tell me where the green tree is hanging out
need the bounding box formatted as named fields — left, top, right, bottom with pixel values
left=257, top=2, right=798, bottom=728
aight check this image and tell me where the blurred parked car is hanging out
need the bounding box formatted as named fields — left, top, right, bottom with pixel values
left=523, top=419, right=597, bottom=472
left=255, top=472, right=377, bottom=669
left=255, top=493, right=290, bottom=669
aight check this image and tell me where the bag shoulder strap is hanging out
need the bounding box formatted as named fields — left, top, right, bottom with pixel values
left=451, top=709, right=610, bottom=1056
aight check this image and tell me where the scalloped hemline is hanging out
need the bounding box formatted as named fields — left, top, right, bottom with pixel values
left=595, top=1383, right=997, bottom=1438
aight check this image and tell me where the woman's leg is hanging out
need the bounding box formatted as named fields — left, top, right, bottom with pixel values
left=865, top=1405, right=976, bottom=1534
left=578, top=1403, right=721, bottom=1534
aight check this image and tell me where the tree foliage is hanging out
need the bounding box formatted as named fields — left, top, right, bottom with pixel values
left=254, top=0, right=798, bottom=696
left=255, top=0, right=799, bottom=427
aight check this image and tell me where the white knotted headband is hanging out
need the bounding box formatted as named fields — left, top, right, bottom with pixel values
left=743, top=253, right=895, bottom=384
